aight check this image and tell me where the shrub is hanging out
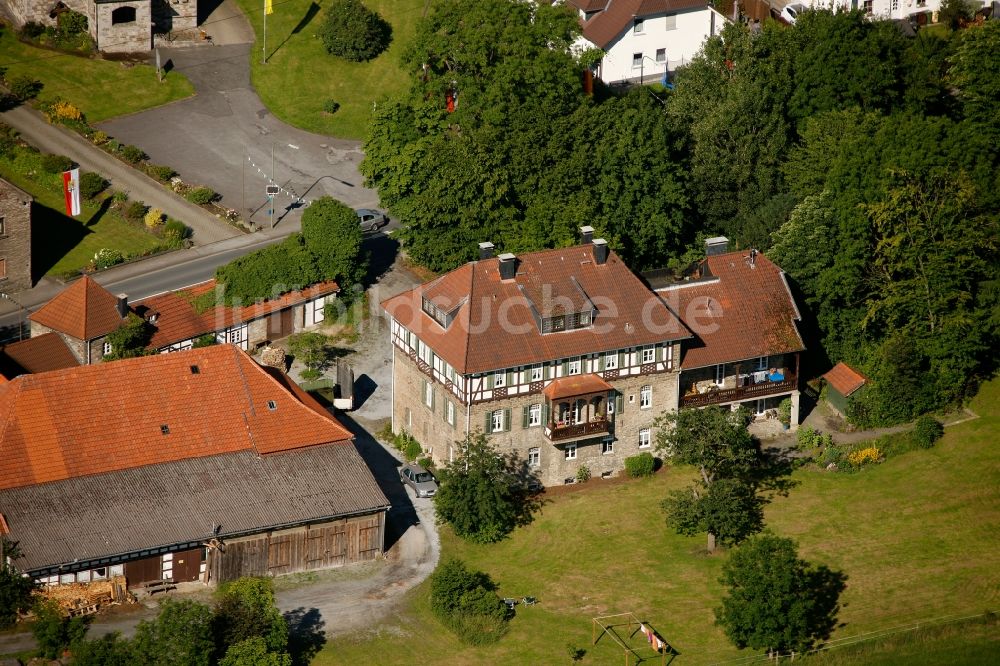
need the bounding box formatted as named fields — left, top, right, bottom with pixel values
left=624, top=452, right=655, bottom=478
left=323, top=99, right=340, bottom=114
left=403, top=437, right=423, bottom=462
left=79, top=172, right=109, bottom=200
left=91, top=130, right=108, bottom=146
left=58, top=10, right=88, bottom=36
left=40, top=153, right=73, bottom=174
left=124, top=200, right=145, bottom=222
left=778, top=398, right=792, bottom=426
left=120, top=144, right=146, bottom=164
left=320, top=0, right=392, bottom=62
left=145, top=164, right=176, bottom=182
left=31, top=599, right=90, bottom=659
left=912, top=415, right=944, bottom=449
left=19, top=21, right=45, bottom=39
left=48, top=100, right=83, bottom=123
left=575, top=465, right=591, bottom=483
left=846, top=446, right=881, bottom=468
left=93, top=248, right=125, bottom=270
left=193, top=333, right=218, bottom=348
left=186, top=186, right=216, bottom=205
left=797, top=425, right=818, bottom=448
left=8, top=75, right=43, bottom=101
left=144, top=208, right=164, bottom=228
left=817, top=443, right=842, bottom=467
left=163, top=218, right=191, bottom=243
left=430, top=559, right=510, bottom=645
left=417, top=456, right=433, bottom=469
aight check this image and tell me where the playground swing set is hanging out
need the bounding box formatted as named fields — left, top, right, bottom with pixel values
left=592, top=612, right=677, bottom=666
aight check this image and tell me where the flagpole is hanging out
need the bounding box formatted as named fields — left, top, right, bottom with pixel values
left=262, top=0, right=267, bottom=64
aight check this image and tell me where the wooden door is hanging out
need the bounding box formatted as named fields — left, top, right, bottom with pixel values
left=125, top=555, right=161, bottom=585
left=172, top=548, right=203, bottom=582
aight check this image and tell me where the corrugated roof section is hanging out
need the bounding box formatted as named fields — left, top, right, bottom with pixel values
left=0, top=446, right=389, bottom=572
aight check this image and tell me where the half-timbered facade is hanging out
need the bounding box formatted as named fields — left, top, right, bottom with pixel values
left=382, top=231, right=691, bottom=486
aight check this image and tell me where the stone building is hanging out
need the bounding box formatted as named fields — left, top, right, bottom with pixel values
left=29, top=275, right=128, bottom=365
left=381, top=231, right=806, bottom=486
left=2, top=0, right=197, bottom=53
left=0, top=177, right=33, bottom=294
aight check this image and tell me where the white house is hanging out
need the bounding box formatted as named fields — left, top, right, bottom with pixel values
left=567, top=0, right=728, bottom=85
left=789, top=0, right=990, bottom=24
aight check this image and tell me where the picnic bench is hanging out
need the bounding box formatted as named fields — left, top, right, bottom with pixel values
left=133, top=578, right=176, bottom=596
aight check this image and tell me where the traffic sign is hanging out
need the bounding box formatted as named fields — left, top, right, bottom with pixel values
left=266, top=185, right=280, bottom=196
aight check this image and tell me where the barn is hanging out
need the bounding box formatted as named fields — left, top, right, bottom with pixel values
left=0, top=344, right=390, bottom=586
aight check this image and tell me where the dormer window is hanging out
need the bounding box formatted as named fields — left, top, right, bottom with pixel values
left=539, top=309, right=594, bottom=335
left=422, top=296, right=459, bottom=329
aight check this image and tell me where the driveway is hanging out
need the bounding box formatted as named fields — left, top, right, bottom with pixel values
left=98, top=0, right=378, bottom=231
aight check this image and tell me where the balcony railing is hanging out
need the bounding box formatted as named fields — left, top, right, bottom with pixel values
left=544, top=419, right=610, bottom=442
left=681, top=375, right=798, bottom=408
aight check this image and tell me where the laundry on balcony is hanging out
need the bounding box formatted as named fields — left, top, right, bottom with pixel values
left=767, top=369, right=785, bottom=382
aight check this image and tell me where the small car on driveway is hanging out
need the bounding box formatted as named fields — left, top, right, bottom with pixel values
left=357, top=208, right=388, bottom=233
left=399, top=463, right=438, bottom=498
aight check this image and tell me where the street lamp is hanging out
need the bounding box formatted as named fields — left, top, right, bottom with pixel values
left=0, top=292, right=26, bottom=342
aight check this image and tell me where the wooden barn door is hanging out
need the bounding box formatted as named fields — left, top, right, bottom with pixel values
left=125, top=556, right=162, bottom=585
left=172, top=548, right=203, bottom=582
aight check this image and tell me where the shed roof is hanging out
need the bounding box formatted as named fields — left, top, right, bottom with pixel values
left=823, top=362, right=867, bottom=397
left=543, top=374, right=613, bottom=400
left=0, top=333, right=79, bottom=379
left=0, top=445, right=389, bottom=573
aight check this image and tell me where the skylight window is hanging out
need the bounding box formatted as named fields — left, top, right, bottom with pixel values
left=267, top=400, right=277, bottom=411
left=190, top=365, right=200, bottom=374
left=160, top=425, right=170, bottom=435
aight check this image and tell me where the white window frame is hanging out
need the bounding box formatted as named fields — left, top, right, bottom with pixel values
left=530, top=364, right=543, bottom=382
left=565, top=444, right=577, bottom=460
left=655, top=48, right=666, bottom=63
left=447, top=400, right=455, bottom=425
left=640, top=385, right=652, bottom=409
left=604, top=352, right=618, bottom=370
left=568, top=358, right=582, bottom=375
left=424, top=381, right=433, bottom=408
left=602, top=440, right=614, bottom=455
left=493, top=370, right=506, bottom=388
left=714, top=364, right=726, bottom=386
left=664, top=13, right=677, bottom=30
left=491, top=409, right=505, bottom=433
left=103, top=341, right=112, bottom=355
left=756, top=356, right=768, bottom=371
left=528, top=447, right=540, bottom=467
left=642, top=346, right=655, bottom=363
left=528, top=403, right=542, bottom=427
left=639, top=428, right=651, bottom=449
left=632, top=53, right=642, bottom=68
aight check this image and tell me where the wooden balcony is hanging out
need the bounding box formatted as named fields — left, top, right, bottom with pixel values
left=681, top=375, right=798, bottom=408
left=545, top=419, right=611, bottom=442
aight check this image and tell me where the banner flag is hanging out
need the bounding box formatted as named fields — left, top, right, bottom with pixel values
left=265, top=0, right=273, bottom=15
left=62, top=168, right=81, bottom=216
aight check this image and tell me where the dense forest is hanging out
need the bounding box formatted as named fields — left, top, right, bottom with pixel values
left=361, top=0, right=999, bottom=426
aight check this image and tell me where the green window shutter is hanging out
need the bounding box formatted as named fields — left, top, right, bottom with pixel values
left=544, top=364, right=551, bottom=380
left=485, top=374, right=493, bottom=390
left=561, top=360, right=568, bottom=376
left=616, top=392, right=624, bottom=413
left=542, top=403, right=550, bottom=426
left=431, top=388, right=436, bottom=412
left=507, top=370, right=514, bottom=386
left=485, top=411, right=492, bottom=434
left=522, top=406, right=529, bottom=428
left=619, top=352, right=626, bottom=368
left=597, top=355, right=604, bottom=372
left=503, top=408, right=512, bottom=432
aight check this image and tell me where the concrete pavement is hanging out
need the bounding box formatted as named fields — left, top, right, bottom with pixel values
left=0, top=106, right=242, bottom=245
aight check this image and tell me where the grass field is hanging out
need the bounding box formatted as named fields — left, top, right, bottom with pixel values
left=0, top=25, right=193, bottom=122
left=234, top=0, right=422, bottom=140
left=320, top=378, right=1000, bottom=664
left=0, top=161, right=163, bottom=278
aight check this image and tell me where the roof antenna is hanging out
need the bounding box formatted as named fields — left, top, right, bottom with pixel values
left=748, top=248, right=758, bottom=268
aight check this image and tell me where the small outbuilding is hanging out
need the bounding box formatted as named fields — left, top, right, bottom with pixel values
left=822, top=362, right=868, bottom=417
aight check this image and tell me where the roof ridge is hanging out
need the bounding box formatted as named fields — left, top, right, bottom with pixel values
left=230, top=345, right=260, bottom=454
left=461, top=261, right=476, bottom=375
left=0, top=379, right=23, bottom=453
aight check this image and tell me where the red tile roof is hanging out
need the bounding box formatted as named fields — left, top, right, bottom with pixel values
left=134, top=280, right=340, bottom=349
left=29, top=276, right=124, bottom=341
left=576, top=0, right=708, bottom=49
left=823, top=362, right=867, bottom=397
left=665, top=251, right=804, bottom=369
left=0, top=344, right=352, bottom=491
left=0, top=334, right=79, bottom=379
left=543, top=374, right=614, bottom=400
left=382, top=244, right=690, bottom=375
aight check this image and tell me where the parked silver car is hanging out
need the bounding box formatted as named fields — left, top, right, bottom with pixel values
left=356, top=208, right=388, bottom=233
left=399, top=463, right=438, bottom=498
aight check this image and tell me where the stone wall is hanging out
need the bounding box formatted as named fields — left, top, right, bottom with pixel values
left=30, top=322, right=88, bottom=364
left=0, top=179, right=33, bottom=293
left=151, top=0, right=196, bottom=33
left=392, top=348, right=680, bottom=487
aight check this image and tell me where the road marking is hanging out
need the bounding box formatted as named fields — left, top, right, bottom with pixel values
left=288, top=144, right=299, bottom=149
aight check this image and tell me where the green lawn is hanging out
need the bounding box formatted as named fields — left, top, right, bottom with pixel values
left=235, top=0, right=422, bottom=140
left=0, top=160, right=163, bottom=278
left=321, top=378, right=1000, bottom=664
left=0, top=24, right=193, bottom=122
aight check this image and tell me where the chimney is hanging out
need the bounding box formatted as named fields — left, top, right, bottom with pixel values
left=478, top=242, right=495, bottom=260
left=705, top=236, right=729, bottom=256
left=498, top=253, right=518, bottom=280
left=592, top=238, right=609, bottom=265
left=116, top=294, right=129, bottom=319
left=579, top=225, right=594, bottom=244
